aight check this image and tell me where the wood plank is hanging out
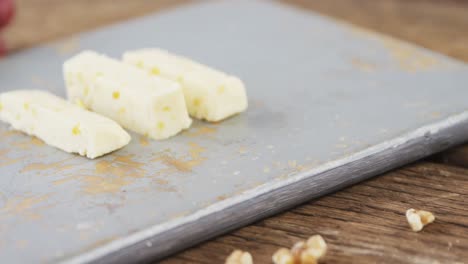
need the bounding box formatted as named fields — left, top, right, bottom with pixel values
left=3, top=0, right=190, bottom=52
left=431, top=147, right=468, bottom=169
left=282, top=0, right=468, bottom=62
left=162, top=162, right=468, bottom=263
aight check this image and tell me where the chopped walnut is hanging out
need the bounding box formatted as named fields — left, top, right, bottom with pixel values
left=292, top=235, right=327, bottom=264
left=305, top=235, right=328, bottom=260
left=225, top=250, right=253, bottom=264
left=273, top=235, right=327, bottom=264
left=406, top=208, right=435, bottom=232
left=272, top=248, right=295, bottom=264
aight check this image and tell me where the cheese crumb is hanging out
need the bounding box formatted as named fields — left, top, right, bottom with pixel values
left=112, top=91, right=120, bottom=99
left=72, top=124, right=81, bottom=135
left=77, top=72, right=84, bottom=83
left=225, top=250, right=253, bottom=264
left=193, top=98, right=202, bottom=107
left=218, top=85, right=226, bottom=94
left=157, top=122, right=165, bottom=130
left=150, top=67, right=160, bottom=75
left=406, top=208, right=435, bottom=232
left=23, top=103, right=30, bottom=110
left=75, top=99, right=86, bottom=109
left=288, top=160, right=297, bottom=168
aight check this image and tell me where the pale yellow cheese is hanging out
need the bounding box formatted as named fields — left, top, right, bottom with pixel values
left=123, top=49, right=248, bottom=122
left=0, top=90, right=131, bottom=159
left=64, top=50, right=192, bottom=140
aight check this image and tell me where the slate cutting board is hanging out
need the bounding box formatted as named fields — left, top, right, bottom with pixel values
left=1, top=1, right=468, bottom=263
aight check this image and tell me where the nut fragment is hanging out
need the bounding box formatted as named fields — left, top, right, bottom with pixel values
left=225, top=250, right=253, bottom=264
left=274, top=235, right=327, bottom=264
left=305, top=235, right=327, bottom=260
left=406, top=208, right=435, bottom=232
left=272, top=248, right=295, bottom=264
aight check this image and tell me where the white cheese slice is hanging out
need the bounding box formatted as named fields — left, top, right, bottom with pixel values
left=0, top=90, right=131, bottom=159
left=63, top=50, right=192, bottom=140
left=123, top=49, right=248, bottom=122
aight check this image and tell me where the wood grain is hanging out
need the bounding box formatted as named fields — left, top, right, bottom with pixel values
left=2, top=0, right=468, bottom=263
left=3, top=0, right=190, bottom=52
left=283, top=0, right=468, bottom=62
left=433, top=147, right=468, bottom=169
left=163, top=162, right=468, bottom=263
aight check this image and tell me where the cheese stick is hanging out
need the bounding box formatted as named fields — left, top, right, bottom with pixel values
left=0, top=90, right=130, bottom=159
left=123, top=49, right=248, bottom=122
left=64, top=51, right=192, bottom=140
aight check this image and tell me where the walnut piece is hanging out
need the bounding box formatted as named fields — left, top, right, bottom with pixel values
left=272, top=248, right=295, bottom=264
left=273, top=235, right=327, bottom=264
left=406, top=208, right=435, bottom=232
left=225, top=250, right=253, bottom=264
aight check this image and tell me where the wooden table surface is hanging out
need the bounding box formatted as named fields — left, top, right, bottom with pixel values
left=3, top=1, right=468, bottom=263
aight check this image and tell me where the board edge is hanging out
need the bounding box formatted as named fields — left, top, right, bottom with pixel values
left=61, top=111, right=468, bottom=264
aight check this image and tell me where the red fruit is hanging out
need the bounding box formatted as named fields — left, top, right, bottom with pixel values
left=0, top=0, right=15, bottom=29
left=0, top=0, right=14, bottom=56
left=0, top=38, right=5, bottom=56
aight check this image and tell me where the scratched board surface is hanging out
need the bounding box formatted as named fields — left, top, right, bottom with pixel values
left=1, top=1, right=468, bottom=263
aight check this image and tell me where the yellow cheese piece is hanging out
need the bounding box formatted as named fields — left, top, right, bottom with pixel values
left=0, top=90, right=131, bottom=159
left=123, top=49, right=248, bottom=122
left=64, top=51, right=192, bottom=140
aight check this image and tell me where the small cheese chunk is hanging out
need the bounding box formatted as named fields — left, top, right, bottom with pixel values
left=64, top=51, right=192, bottom=140
left=123, top=49, right=248, bottom=122
left=0, top=90, right=131, bottom=159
